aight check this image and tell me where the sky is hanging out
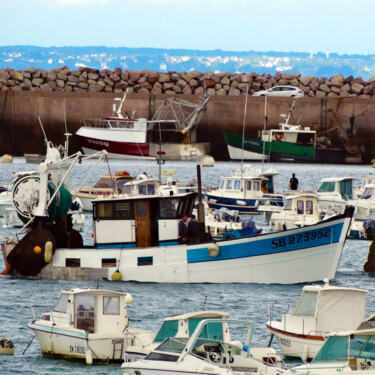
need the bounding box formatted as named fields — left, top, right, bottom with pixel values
left=0, top=0, right=374, bottom=55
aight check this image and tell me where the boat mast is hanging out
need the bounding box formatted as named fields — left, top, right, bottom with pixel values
left=261, top=96, right=268, bottom=172
left=240, top=86, right=249, bottom=179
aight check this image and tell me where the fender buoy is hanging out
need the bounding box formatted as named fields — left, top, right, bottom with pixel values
left=44, top=241, right=53, bottom=263
left=208, top=244, right=220, bottom=257
left=0, top=338, right=14, bottom=355
left=125, top=293, right=134, bottom=305
left=111, top=269, right=122, bottom=281
left=275, top=132, right=284, bottom=141
left=85, top=347, right=93, bottom=365
left=33, top=246, right=42, bottom=255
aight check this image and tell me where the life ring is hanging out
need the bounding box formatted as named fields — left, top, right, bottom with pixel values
left=275, top=132, right=284, bottom=141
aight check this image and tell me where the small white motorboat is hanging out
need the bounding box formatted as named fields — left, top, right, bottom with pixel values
left=266, top=279, right=368, bottom=360
left=122, top=318, right=290, bottom=375
left=28, top=287, right=155, bottom=364
left=316, top=176, right=357, bottom=213
left=123, top=310, right=230, bottom=361
left=293, top=328, right=375, bottom=374
left=268, top=192, right=336, bottom=232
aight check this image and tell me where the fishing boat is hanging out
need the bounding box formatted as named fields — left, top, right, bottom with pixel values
left=28, top=287, right=155, bottom=364
left=123, top=310, right=230, bottom=361
left=204, top=165, right=283, bottom=214
left=223, top=100, right=364, bottom=164
left=293, top=328, right=375, bottom=374
left=75, top=92, right=211, bottom=161
left=122, top=318, right=289, bottom=375
left=266, top=279, right=368, bottom=360
left=0, top=140, right=354, bottom=284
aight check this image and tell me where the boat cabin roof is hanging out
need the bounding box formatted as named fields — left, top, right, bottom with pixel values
left=320, top=176, right=358, bottom=182
left=284, top=193, right=318, bottom=201
left=163, top=310, right=229, bottom=322
left=61, top=288, right=127, bottom=297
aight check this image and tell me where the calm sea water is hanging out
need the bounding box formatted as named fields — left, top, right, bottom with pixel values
left=0, top=157, right=374, bottom=374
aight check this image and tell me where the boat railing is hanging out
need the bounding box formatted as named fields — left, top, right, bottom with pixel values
left=269, top=301, right=295, bottom=324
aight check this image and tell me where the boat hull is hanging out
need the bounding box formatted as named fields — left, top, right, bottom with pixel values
left=266, top=324, right=324, bottom=360
left=77, top=128, right=210, bottom=161
left=29, top=322, right=130, bottom=362
left=223, top=130, right=315, bottom=162
left=49, top=209, right=352, bottom=284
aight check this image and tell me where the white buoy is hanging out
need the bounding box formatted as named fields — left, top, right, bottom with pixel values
left=0, top=338, right=15, bottom=355
left=44, top=241, right=53, bottom=263
left=1, top=154, right=13, bottom=163
left=201, top=155, right=215, bottom=167
left=125, top=293, right=134, bottom=305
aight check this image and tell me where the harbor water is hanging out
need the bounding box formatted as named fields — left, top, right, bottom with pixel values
left=0, top=157, right=374, bottom=374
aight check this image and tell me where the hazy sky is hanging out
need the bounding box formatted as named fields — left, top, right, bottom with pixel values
left=0, top=0, right=373, bottom=55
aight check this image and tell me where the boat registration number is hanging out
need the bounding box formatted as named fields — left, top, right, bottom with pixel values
left=279, top=338, right=291, bottom=347
left=70, top=345, right=86, bottom=354
left=271, top=228, right=331, bottom=249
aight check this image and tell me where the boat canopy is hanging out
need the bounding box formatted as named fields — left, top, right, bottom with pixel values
left=294, top=284, right=367, bottom=334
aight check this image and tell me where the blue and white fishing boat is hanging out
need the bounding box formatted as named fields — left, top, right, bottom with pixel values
left=204, top=165, right=283, bottom=214
left=1, top=143, right=354, bottom=284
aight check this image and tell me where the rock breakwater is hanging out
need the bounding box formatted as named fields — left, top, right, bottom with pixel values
left=1, top=66, right=375, bottom=98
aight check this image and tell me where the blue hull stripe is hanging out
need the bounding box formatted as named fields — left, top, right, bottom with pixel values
left=187, top=222, right=344, bottom=263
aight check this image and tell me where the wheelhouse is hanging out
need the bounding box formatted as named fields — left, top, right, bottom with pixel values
left=93, top=193, right=197, bottom=248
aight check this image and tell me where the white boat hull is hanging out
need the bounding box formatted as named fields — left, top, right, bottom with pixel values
left=227, top=145, right=269, bottom=161
left=267, top=325, right=324, bottom=360
left=29, top=322, right=130, bottom=362
left=50, top=212, right=351, bottom=284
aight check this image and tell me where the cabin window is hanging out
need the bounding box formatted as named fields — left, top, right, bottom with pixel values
left=154, top=320, right=179, bottom=342
left=103, top=296, right=120, bottom=315
left=53, top=293, right=69, bottom=313
left=94, top=201, right=133, bottom=220
left=76, top=295, right=95, bottom=333
left=306, top=200, right=313, bottom=214
left=297, top=200, right=304, bottom=214
left=361, top=187, right=374, bottom=199
left=123, top=185, right=132, bottom=195
left=246, top=181, right=252, bottom=191
left=284, top=199, right=292, bottom=210
left=318, top=181, right=335, bottom=193
left=294, top=291, right=318, bottom=316
left=220, top=180, right=224, bottom=189
left=339, top=180, right=353, bottom=200
left=234, top=180, right=241, bottom=190
left=139, top=184, right=155, bottom=195
left=160, top=198, right=179, bottom=219
left=253, top=181, right=260, bottom=191
left=296, top=133, right=315, bottom=146
left=226, top=180, right=233, bottom=190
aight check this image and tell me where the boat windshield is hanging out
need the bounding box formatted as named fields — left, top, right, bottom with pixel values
left=154, top=337, right=189, bottom=354
left=361, top=187, right=374, bottom=200
left=53, top=293, right=69, bottom=313
left=318, top=181, right=335, bottom=193
left=293, top=291, right=318, bottom=316
left=314, top=334, right=375, bottom=363
left=154, top=318, right=224, bottom=343
left=339, top=180, right=353, bottom=200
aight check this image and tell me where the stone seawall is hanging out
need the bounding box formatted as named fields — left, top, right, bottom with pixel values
left=2, top=66, right=375, bottom=98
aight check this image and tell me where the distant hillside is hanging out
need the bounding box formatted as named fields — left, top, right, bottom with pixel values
left=1, top=46, right=375, bottom=79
